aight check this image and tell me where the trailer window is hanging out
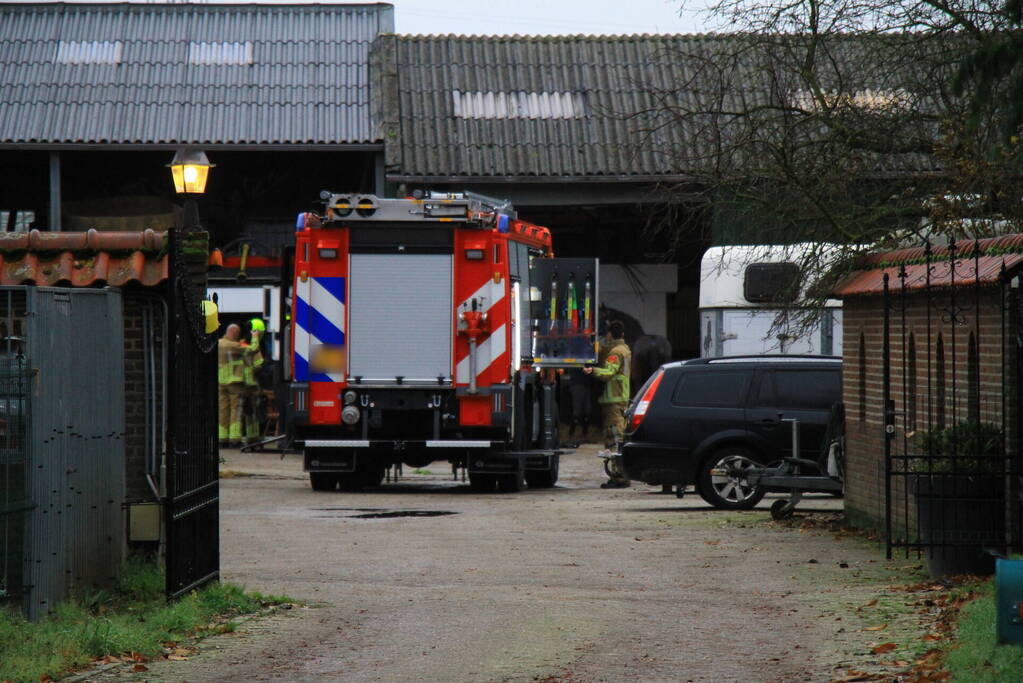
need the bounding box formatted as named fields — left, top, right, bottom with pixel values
left=743, top=262, right=799, bottom=303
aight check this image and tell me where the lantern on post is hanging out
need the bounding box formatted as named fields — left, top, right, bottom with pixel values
left=168, top=148, right=214, bottom=195
left=168, top=148, right=214, bottom=233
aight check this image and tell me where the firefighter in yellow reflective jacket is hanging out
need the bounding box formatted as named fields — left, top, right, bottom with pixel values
left=584, top=320, right=632, bottom=488
left=240, top=319, right=265, bottom=444
left=218, top=324, right=247, bottom=446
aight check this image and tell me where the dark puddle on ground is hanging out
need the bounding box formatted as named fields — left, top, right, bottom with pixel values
left=351, top=510, right=457, bottom=519
left=312, top=507, right=458, bottom=519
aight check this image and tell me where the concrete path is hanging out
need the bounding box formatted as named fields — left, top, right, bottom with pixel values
left=101, top=445, right=921, bottom=682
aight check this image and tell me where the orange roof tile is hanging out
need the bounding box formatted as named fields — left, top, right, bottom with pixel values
left=833, top=234, right=1023, bottom=297
left=0, top=229, right=168, bottom=288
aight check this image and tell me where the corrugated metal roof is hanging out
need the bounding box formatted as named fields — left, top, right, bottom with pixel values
left=377, top=34, right=938, bottom=179
left=833, top=235, right=1023, bottom=297
left=0, top=3, right=394, bottom=146
left=0, top=229, right=168, bottom=286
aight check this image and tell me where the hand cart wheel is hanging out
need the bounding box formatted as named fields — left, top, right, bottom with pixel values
left=771, top=498, right=795, bottom=521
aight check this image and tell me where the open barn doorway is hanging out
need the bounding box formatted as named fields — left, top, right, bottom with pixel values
left=515, top=202, right=709, bottom=362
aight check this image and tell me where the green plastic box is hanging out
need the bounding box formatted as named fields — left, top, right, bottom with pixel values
left=996, top=557, right=1023, bottom=645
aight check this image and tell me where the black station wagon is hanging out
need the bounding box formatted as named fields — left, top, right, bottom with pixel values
left=620, top=356, right=842, bottom=509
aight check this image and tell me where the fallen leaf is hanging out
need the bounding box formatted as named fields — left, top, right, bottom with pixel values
left=704, top=540, right=720, bottom=545
left=131, top=664, right=148, bottom=673
left=167, top=655, right=189, bottom=661
left=856, top=599, right=878, bottom=611
left=923, top=633, right=942, bottom=642
left=871, top=642, right=897, bottom=654
left=861, top=623, right=888, bottom=631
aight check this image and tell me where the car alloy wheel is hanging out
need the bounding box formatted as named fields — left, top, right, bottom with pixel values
left=699, top=448, right=766, bottom=510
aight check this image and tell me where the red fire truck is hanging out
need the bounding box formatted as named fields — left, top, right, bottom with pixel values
left=288, top=191, right=598, bottom=492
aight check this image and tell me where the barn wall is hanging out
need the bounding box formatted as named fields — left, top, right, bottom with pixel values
left=600, top=264, right=677, bottom=338
left=122, top=290, right=167, bottom=506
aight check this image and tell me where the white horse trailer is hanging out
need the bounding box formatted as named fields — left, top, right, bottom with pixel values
left=699, top=245, right=842, bottom=358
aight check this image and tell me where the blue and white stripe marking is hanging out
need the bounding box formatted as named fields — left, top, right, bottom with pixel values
left=294, top=276, right=346, bottom=382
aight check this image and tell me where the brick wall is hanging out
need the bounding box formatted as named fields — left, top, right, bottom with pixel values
left=122, top=288, right=167, bottom=505
left=842, top=287, right=1017, bottom=533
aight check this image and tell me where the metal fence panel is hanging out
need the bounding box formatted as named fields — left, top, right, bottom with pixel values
left=165, top=229, right=220, bottom=599
left=882, top=241, right=1022, bottom=576
left=5, top=286, right=127, bottom=620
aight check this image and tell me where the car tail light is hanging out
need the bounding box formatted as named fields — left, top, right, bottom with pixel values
left=628, top=368, right=665, bottom=432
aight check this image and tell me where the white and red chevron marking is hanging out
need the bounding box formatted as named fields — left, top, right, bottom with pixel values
left=456, top=323, right=507, bottom=383
left=453, top=231, right=511, bottom=388
left=457, top=278, right=505, bottom=315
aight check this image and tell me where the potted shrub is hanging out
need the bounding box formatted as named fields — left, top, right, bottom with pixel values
left=909, top=421, right=1007, bottom=577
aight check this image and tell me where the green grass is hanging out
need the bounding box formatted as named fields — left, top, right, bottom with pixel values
left=0, top=556, right=293, bottom=683
left=944, top=579, right=1023, bottom=681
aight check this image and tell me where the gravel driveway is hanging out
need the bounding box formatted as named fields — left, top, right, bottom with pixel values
left=101, top=444, right=926, bottom=682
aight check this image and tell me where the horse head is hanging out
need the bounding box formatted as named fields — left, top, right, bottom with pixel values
left=598, top=303, right=645, bottom=344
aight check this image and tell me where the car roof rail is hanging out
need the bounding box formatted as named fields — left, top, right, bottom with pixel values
left=704, top=355, right=841, bottom=364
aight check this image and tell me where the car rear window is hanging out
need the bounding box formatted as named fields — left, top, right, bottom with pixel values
left=770, top=369, right=842, bottom=410
left=671, top=370, right=751, bottom=407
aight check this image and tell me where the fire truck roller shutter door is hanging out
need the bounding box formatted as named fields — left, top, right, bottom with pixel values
left=348, top=253, right=453, bottom=384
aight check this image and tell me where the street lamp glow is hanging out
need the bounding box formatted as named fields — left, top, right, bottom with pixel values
left=168, top=148, right=214, bottom=194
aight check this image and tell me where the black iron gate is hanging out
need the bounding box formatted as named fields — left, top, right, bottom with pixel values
left=165, top=227, right=220, bottom=599
left=883, top=239, right=1022, bottom=574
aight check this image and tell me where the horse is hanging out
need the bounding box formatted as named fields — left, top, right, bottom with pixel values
left=559, top=305, right=673, bottom=446
left=600, top=304, right=674, bottom=392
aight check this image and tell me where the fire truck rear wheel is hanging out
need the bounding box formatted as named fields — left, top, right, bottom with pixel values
left=337, top=474, right=365, bottom=492
left=309, top=472, right=337, bottom=492
left=469, top=472, right=497, bottom=493
left=497, top=470, right=526, bottom=493
left=524, top=454, right=560, bottom=488
left=361, top=465, right=386, bottom=488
